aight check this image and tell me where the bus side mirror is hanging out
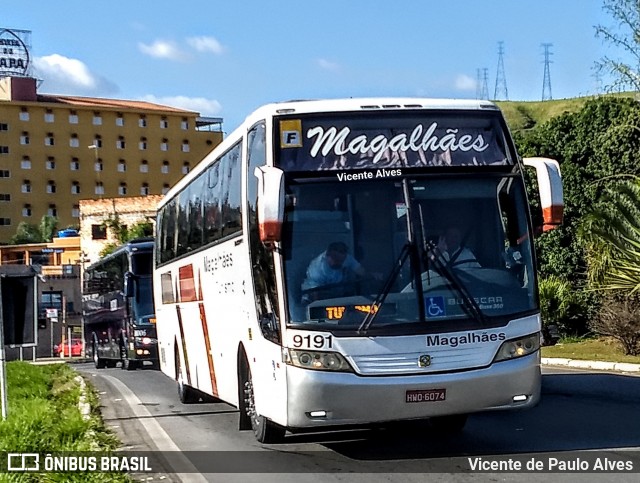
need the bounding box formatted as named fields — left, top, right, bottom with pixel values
left=124, top=271, right=135, bottom=298
left=254, top=166, right=285, bottom=245
left=523, top=157, right=564, bottom=232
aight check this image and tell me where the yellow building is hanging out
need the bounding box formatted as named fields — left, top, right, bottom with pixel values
left=0, top=76, right=223, bottom=244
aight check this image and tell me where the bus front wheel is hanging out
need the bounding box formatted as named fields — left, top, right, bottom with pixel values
left=241, top=364, right=285, bottom=444
left=93, top=340, right=106, bottom=369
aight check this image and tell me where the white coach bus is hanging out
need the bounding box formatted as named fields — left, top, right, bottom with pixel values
left=153, top=98, right=563, bottom=443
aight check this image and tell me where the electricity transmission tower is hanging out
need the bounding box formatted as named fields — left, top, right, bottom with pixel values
left=476, top=68, right=490, bottom=100
left=494, top=41, right=509, bottom=100
left=541, top=43, right=553, bottom=101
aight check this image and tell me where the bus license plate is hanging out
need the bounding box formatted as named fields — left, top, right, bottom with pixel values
left=406, top=388, right=446, bottom=403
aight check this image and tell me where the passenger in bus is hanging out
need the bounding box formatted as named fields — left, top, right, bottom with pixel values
left=300, top=242, right=372, bottom=302
left=429, top=226, right=480, bottom=269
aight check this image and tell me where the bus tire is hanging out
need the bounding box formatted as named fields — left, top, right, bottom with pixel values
left=242, top=363, right=285, bottom=444
left=120, top=343, right=137, bottom=371
left=429, top=414, right=468, bottom=433
left=93, top=340, right=106, bottom=369
left=176, top=346, right=198, bottom=404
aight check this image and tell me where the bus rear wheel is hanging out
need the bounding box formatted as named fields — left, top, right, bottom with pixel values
left=120, top=343, right=137, bottom=371
left=242, top=365, right=285, bottom=444
left=175, top=347, right=198, bottom=403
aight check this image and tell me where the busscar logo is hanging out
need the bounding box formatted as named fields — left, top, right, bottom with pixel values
left=7, top=453, right=39, bottom=471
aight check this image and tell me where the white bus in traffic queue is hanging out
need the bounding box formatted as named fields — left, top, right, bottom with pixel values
left=153, top=98, right=564, bottom=443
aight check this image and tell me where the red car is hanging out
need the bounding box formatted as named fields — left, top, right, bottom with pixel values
left=54, top=338, right=84, bottom=357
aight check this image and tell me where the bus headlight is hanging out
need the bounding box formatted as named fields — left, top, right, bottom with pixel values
left=493, top=333, right=540, bottom=362
left=284, top=349, right=353, bottom=372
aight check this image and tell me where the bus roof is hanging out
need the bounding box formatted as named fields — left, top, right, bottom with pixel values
left=85, top=238, right=154, bottom=272
left=157, top=97, right=501, bottom=207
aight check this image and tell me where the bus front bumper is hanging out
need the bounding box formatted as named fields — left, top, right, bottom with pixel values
left=285, top=352, right=540, bottom=429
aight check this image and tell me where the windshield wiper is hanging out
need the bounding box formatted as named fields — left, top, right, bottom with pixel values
left=424, top=241, right=487, bottom=325
left=357, top=242, right=412, bottom=334
left=358, top=179, right=426, bottom=334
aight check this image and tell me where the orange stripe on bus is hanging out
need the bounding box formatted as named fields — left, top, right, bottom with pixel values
left=199, top=302, right=218, bottom=397
left=178, top=264, right=197, bottom=302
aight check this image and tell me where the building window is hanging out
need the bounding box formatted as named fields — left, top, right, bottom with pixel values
left=45, top=133, right=55, bottom=146
left=69, top=134, right=79, bottom=148
left=117, top=136, right=125, bottom=149
left=21, top=157, right=31, bottom=169
left=0, top=146, right=8, bottom=154
left=95, top=182, right=104, bottom=195
left=140, top=160, right=149, bottom=173
left=47, top=204, right=57, bottom=217
left=44, top=110, right=54, bottom=123
left=0, top=218, right=11, bottom=226
left=46, top=180, right=56, bottom=194
left=139, top=116, right=147, bottom=128
left=181, top=118, right=189, bottom=130
left=140, top=183, right=149, bottom=196
left=160, top=138, right=168, bottom=151
left=93, top=136, right=103, bottom=148
left=20, top=132, right=29, bottom=145
left=162, top=183, right=170, bottom=195
left=117, top=160, right=126, bottom=172
left=0, top=194, right=10, bottom=202
left=118, top=182, right=127, bottom=195
left=92, top=224, right=106, bottom=239
left=19, top=108, right=29, bottom=121
left=94, top=159, right=103, bottom=172
left=46, top=158, right=56, bottom=170
left=0, top=170, right=9, bottom=178
left=93, top=112, right=102, bottom=125
left=70, top=158, right=80, bottom=171
left=139, top=137, right=147, bottom=150
left=71, top=181, right=80, bottom=194
left=69, top=111, right=78, bottom=124
left=22, top=204, right=32, bottom=217
left=21, top=180, right=31, bottom=193
left=116, top=114, right=124, bottom=126
left=182, top=140, right=190, bottom=153
left=72, top=205, right=80, bottom=218
left=161, top=161, right=169, bottom=174
left=0, top=123, right=7, bottom=131
left=160, top=117, right=168, bottom=129
left=182, top=162, right=190, bottom=174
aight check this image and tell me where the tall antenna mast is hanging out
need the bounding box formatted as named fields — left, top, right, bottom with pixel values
left=494, top=41, right=509, bottom=100
left=541, top=43, right=553, bottom=101
left=481, top=67, right=490, bottom=100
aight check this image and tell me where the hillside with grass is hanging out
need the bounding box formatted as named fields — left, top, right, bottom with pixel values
left=496, top=92, right=639, bottom=131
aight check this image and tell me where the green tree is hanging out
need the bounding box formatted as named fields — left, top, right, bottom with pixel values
left=99, top=216, right=154, bottom=257
left=580, top=179, right=640, bottom=294
left=9, top=215, right=59, bottom=244
left=595, top=0, right=640, bottom=92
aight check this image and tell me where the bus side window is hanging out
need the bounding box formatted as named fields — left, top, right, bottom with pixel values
left=204, top=161, right=221, bottom=244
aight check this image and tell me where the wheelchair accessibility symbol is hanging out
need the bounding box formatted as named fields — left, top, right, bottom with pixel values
left=426, top=296, right=446, bottom=318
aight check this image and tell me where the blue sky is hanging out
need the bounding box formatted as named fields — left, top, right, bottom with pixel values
left=4, top=1, right=619, bottom=132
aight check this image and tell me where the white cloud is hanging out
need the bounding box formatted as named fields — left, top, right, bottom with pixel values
left=187, top=36, right=225, bottom=55
left=316, top=58, right=340, bottom=72
left=455, top=74, right=476, bottom=92
left=142, top=94, right=222, bottom=116
left=138, top=40, right=186, bottom=61
left=33, top=54, right=118, bottom=95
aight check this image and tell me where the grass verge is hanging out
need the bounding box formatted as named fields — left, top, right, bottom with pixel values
left=0, top=361, right=131, bottom=482
left=541, top=337, right=640, bottom=364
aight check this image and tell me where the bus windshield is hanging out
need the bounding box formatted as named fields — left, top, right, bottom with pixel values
left=133, top=276, right=155, bottom=323
left=283, top=175, right=536, bottom=333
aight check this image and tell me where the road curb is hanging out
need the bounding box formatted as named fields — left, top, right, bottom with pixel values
left=542, top=357, right=640, bottom=373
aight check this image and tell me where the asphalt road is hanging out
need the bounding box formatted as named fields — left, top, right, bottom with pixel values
left=79, top=363, right=640, bottom=483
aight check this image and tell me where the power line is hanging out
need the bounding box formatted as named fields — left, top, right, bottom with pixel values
left=494, top=41, right=509, bottom=100
left=541, top=43, right=553, bottom=101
